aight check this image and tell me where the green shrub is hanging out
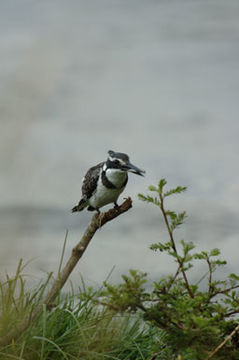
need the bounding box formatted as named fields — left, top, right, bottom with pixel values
left=102, top=179, right=239, bottom=360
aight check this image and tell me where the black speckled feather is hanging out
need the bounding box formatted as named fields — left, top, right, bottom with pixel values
left=82, top=162, right=103, bottom=199
left=71, top=162, right=103, bottom=212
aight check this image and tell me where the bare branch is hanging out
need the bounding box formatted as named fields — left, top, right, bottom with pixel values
left=0, top=198, right=132, bottom=347
left=205, top=324, right=239, bottom=360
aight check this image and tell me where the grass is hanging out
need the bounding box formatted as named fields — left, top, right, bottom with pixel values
left=2, top=180, right=239, bottom=360
left=0, top=260, right=169, bottom=360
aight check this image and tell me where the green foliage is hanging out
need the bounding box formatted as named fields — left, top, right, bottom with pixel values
left=102, top=179, right=239, bottom=360
left=103, top=270, right=149, bottom=312
left=1, top=179, right=239, bottom=359
left=0, top=266, right=162, bottom=360
left=0, top=259, right=52, bottom=337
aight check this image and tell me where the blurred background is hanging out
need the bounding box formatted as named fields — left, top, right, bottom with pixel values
left=1, top=0, right=239, bottom=288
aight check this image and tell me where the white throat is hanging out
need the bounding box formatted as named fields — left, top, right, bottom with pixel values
left=105, top=168, right=127, bottom=188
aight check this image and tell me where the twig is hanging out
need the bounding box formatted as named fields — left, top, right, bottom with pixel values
left=224, top=310, right=239, bottom=318
left=210, top=285, right=239, bottom=298
left=159, top=194, right=194, bottom=298
left=205, top=324, right=239, bottom=360
left=206, top=258, right=213, bottom=296
left=167, top=264, right=181, bottom=291
left=0, top=198, right=132, bottom=347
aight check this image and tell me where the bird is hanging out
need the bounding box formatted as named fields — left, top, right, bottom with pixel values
left=72, top=150, right=145, bottom=213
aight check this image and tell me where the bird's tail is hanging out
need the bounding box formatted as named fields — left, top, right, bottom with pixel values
left=71, top=198, right=87, bottom=212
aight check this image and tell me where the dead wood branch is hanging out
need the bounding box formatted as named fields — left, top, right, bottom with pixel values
left=0, top=197, right=132, bottom=347
left=205, top=324, right=239, bottom=360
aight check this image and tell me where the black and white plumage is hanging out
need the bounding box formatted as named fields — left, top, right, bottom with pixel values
left=72, top=150, right=145, bottom=213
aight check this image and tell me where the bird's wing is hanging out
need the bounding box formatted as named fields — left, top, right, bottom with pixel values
left=81, top=162, right=103, bottom=200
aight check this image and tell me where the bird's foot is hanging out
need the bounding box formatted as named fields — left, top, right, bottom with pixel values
left=114, top=202, right=120, bottom=210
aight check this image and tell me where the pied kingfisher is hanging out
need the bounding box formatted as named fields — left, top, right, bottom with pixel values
left=72, top=150, right=145, bottom=213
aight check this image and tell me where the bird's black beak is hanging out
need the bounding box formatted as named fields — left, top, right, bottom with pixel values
left=123, top=162, right=145, bottom=176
